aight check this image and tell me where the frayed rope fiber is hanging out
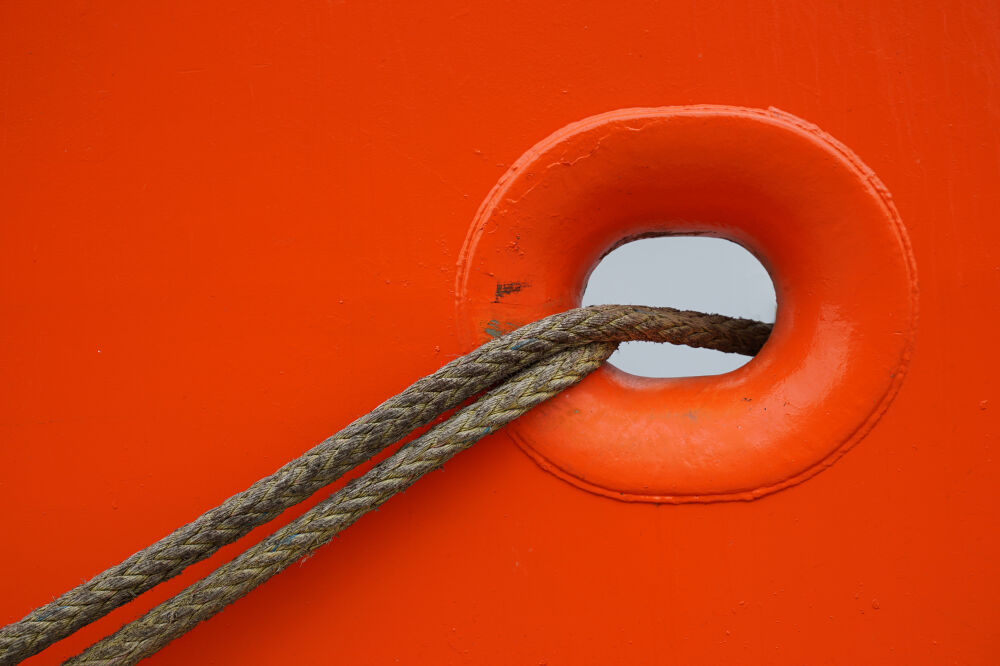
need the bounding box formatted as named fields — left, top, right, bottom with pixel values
left=0, top=305, right=771, bottom=665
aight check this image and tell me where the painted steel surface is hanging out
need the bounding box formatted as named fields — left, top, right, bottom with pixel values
left=1, top=2, right=997, bottom=664
left=457, top=106, right=917, bottom=502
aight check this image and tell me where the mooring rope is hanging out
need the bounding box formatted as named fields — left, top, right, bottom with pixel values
left=0, top=305, right=771, bottom=665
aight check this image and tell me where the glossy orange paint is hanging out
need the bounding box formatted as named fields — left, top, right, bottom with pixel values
left=457, top=106, right=917, bottom=502
left=1, top=2, right=997, bottom=665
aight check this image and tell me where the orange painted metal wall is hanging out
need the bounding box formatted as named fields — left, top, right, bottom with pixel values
left=2, top=2, right=998, bottom=663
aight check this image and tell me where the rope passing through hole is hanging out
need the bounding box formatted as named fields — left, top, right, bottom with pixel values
left=0, top=305, right=771, bottom=665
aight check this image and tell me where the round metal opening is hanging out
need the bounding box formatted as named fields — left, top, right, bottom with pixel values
left=580, top=236, right=776, bottom=378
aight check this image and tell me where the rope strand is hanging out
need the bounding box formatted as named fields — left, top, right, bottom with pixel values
left=0, top=305, right=771, bottom=665
left=67, top=342, right=619, bottom=664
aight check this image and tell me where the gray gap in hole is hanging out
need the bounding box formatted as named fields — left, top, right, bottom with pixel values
left=580, top=236, right=777, bottom=378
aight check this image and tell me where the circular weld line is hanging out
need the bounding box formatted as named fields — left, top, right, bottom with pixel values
left=456, top=105, right=918, bottom=503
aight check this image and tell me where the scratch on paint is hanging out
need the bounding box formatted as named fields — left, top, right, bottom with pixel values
left=484, top=320, right=505, bottom=338
left=494, top=280, right=529, bottom=303
left=485, top=319, right=518, bottom=338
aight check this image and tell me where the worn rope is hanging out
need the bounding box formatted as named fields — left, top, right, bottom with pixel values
left=67, top=341, right=621, bottom=664
left=0, top=305, right=771, bottom=665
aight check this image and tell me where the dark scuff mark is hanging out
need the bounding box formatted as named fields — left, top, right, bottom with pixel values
left=485, top=319, right=518, bottom=339
left=510, top=338, right=537, bottom=350
left=494, top=280, right=530, bottom=303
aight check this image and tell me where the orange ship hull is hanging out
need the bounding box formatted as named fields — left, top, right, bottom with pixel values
left=1, top=1, right=997, bottom=663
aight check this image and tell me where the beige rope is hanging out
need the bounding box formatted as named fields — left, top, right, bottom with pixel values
left=0, top=305, right=771, bottom=665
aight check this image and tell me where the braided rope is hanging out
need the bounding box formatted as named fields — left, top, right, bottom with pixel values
left=68, top=342, right=621, bottom=664
left=0, top=305, right=771, bottom=665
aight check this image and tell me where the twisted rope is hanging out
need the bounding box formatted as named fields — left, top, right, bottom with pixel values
left=68, top=341, right=621, bottom=664
left=0, top=305, right=771, bottom=665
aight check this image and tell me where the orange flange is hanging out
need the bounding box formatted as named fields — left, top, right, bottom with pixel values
left=457, top=106, right=918, bottom=502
